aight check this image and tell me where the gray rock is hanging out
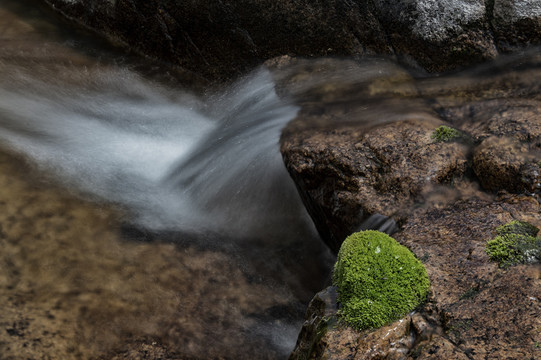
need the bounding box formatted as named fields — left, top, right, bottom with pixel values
left=493, top=0, right=541, bottom=51
left=372, top=0, right=498, bottom=72
left=42, top=0, right=541, bottom=80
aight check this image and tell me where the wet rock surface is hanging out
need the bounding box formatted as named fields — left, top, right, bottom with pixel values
left=281, top=115, right=470, bottom=253
left=399, top=197, right=541, bottom=359
left=282, top=55, right=541, bottom=358
left=289, top=196, right=541, bottom=359
left=281, top=54, right=541, bottom=252
left=0, top=149, right=305, bottom=360
left=41, top=0, right=541, bottom=81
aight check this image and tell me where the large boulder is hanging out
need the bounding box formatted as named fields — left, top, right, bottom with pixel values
left=279, top=54, right=541, bottom=252
left=279, top=55, right=541, bottom=358
left=492, top=0, right=541, bottom=52
left=371, top=0, right=498, bottom=71
left=42, top=0, right=541, bottom=81
left=42, top=0, right=389, bottom=81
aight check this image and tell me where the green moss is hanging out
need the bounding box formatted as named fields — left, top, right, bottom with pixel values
left=496, top=220, right=539, bottom=237
left=486, top=221, right=541, bottom=268
left=431, top=125, right=463, bottom=143
left=332, top=230, right=430, bottom=331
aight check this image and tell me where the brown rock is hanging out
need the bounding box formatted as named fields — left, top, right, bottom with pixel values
left=473, top=136, right=541, bottom=194
left=398, top=196, right=541, bottom=359
left=291, top=195, right=541, bottom=359
left=0, top=150, right=297, bottom=360
left=289, top=287, right=418, bottom=360
left=283, top=54, right=541, bottom=359
left=435, top=98, right=541, bottom=195
left=282, top=114, right=469, bottom=253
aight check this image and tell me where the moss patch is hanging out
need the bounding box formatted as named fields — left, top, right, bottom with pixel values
left=332, top=230, right=430, bottom=331
left=431, top=125, right=464, bottom=143
left=486, top=221, right=541, bottom=267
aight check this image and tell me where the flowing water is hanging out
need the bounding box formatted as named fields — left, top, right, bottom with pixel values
left=1, top=1, right=541, bottom=359
left=0, top=1, right=335, bottom=358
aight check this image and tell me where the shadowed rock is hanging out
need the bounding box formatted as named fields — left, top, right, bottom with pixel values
left=41, top=0, right=541, bottom=81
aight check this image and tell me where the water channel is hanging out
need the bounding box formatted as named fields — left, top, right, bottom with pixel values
left=1, top=1, right=541, bottom=359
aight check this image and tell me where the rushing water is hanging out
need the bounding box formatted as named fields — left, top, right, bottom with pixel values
left=2, top=1, right=541, bottom=359
left=0, top=1, right=337, bottom=359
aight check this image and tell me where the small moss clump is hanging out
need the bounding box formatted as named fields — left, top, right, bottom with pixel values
left=486, top=221, right=541, bottom=268
left=495, top=220, right=539, bottom=237
left=332, top=230, right=430, bottom=331
left=431, top=125, right=463, bottom=143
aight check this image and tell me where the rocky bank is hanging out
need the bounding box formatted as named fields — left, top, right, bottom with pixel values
left=6, top=1, right=541, bottom=359
left=280, top=54, right=541, bottom=358
left=41, top=0, right=541, bottom=81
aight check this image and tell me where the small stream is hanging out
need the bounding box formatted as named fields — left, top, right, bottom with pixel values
left=1, top=1, right=541, bottom=359
left=0, top=1, right=335, bottom=358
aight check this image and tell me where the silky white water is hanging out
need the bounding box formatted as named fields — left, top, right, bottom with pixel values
left=0, top=65, right=306, bottom=241
left=0, top=1, right=337, bottom=358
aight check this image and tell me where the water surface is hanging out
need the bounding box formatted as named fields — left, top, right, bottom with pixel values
left=0, top=1, right=334, bottom=358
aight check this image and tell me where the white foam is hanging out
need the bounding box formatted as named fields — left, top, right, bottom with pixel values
left=0, top=66, right=306, bottom=240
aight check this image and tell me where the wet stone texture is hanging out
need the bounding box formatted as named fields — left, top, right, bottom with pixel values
left=281, top=117, right=470, bottom=253
left=0, top=149, right=299, bottom=360
left=282, top=56, right=541, bottom=359
left=398, top=197, right=541, bottom=360
left=288, top=184, right=541, bottom=360
left=439, top=99, right=541, bottom=195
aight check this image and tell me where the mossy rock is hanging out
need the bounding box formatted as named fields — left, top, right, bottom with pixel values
left=332, top=230, right=430, bottom=331
left=486, top=221, right=541, bottom=268
left=496, top=220, right=539, bottom=237
left=431, top=125, right=464, bottom=143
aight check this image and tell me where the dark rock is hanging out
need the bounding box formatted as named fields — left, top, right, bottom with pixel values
left=41, top=0, right=541, bottom=81
left=492, top=0, right=541, bottom=52
left=371, top=0, right=498, bottom=72
left=42, top=0, right=390, bottom=81
left=288, top=286, right=339, bottom=360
